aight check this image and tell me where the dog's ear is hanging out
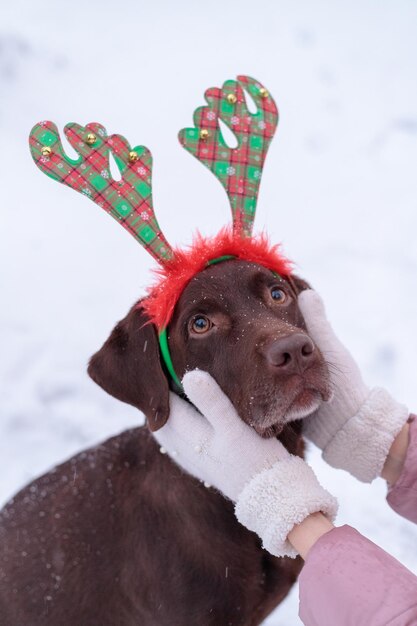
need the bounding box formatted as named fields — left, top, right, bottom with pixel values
left=88, top=302, right=170, bottom=432
left=288, top=274, right=311, bottom=295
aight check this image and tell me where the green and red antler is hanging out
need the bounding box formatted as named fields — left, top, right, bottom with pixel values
left=179, top=75, right=279, bottom=238
left=29, top=121, right=174, bottom=263
left=29, top=75, right=279, bottom=266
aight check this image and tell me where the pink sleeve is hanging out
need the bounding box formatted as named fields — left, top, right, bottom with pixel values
left=387, top=416, right=417, bottom=523
left=299, top=525, right=417, bottom=626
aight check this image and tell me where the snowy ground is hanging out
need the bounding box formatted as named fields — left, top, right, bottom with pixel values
left=1, top=1, right=417, bottom=623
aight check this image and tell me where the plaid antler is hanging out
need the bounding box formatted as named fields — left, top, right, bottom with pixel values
left=29, top=121, right=174, bottom=263
left=179, top=75, right=278, bottom=238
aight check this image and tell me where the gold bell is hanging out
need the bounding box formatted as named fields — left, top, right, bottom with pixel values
left=226, top=93, right=237, bottom=104
left=128, top=150, right=139, bottom=163
left=259, top=87, right=269, bottom=99
left=200, top=129, right=210, bottom=140
left=41, top=146, right=52, bottom=157
left=86, top=132, right=97, bottom=145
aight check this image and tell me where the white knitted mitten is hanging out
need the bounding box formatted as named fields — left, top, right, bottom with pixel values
left=298, top=290, right=409, bottom=482
left=153, top=370, right=337, bottom=558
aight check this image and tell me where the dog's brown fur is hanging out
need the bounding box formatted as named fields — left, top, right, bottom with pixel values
left=0, top=261, right=330, bottom=626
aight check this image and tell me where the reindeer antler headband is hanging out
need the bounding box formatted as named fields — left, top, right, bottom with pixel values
left=29, top=75, right=293, bottom=387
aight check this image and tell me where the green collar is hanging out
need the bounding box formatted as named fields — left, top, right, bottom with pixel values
left=158, top=327, right=183, bottom=390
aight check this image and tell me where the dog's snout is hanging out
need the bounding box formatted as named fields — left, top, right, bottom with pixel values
left=265, top=334, right=315, bottom=373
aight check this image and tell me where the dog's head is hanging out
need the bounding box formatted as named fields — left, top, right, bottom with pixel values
left=88, top=259, right=331, bottom=438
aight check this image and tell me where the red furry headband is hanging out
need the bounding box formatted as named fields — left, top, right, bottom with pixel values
left=143, top=228, right=293, bottom=328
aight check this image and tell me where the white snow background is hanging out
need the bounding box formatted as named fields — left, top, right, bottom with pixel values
left=1, top=0, right=417, bottom=623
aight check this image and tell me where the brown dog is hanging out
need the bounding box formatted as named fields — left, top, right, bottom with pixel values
left=0, top=260, right=331, bottom=626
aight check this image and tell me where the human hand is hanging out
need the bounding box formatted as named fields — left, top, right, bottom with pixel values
left=298, top=290, right=409, bottom=482
left=153, top=370, right=337, bottom=557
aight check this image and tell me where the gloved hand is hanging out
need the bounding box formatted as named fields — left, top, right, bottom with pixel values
left=298, top=290, right=409, bottom=483
left=153, top=370, right=337, bottom=558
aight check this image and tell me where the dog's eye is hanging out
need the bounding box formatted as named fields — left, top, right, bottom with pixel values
left=190, top=315, right=212, bottom=334
left=270, top=287, right=287, bottom=303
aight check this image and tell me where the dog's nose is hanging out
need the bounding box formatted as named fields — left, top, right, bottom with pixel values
left=265, top=334, right=315, bottom=373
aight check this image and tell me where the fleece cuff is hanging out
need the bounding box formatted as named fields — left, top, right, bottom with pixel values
left=322, top=387, right=409, bottom=483
left=235, top=456, right=338, bottom=558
